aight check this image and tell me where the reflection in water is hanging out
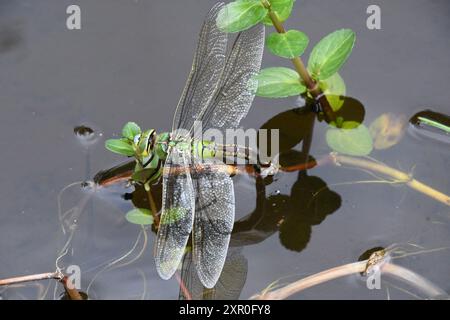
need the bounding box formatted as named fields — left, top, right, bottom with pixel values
left=0, top=22, right=22, bottom=54
left=259, top=107, right=316, bottom=155
left=179, top=249, right=247, bottom=300
left=330, top=97, right=365, bottom=125
left=280, top=171, right=341, bottom=252
left=231, top=156, right=341, bottom=253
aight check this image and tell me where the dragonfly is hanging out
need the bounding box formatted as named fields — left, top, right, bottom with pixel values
left=131, top=3, right=265, bottom=288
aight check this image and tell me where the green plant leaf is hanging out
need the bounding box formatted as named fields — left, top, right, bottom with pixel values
left=308, top=29, right=356, bottom=80
left=267, top=30, right=309, bottom=59
left=308, top=73, right=346, bottom=112
left=263, top=0, right=295, bottom=25
left=216, top=0, right=268, bottom=33
left=254, top=67, right=306, bottom=98
left=319, top=72, right=346, bottom=112
left=105, top=138, right=135, bottom=156
left=121, top=122, right=141, bottom=141
left=326, top=123, right=373, bottom=156
left=125, top=208, right=154, bottom=225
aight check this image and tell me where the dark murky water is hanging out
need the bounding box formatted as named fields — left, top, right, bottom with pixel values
left=1, top=0, right=449, bottom=300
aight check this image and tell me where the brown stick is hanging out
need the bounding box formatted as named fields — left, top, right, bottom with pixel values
left=253, top=260, right=446, bottom=300
left=96, top=153, right=450, bottom=207
left=253, top=261, right=366, bottom=300
left=0, top=272, right=59, bottom=286
left=0, top=271, right=84, bottom=300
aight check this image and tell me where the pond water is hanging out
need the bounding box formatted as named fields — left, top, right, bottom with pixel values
left=0, top=0, right=449, bottom=300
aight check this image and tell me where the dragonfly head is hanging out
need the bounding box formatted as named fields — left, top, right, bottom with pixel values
left=135, top=129, right=156, bottom=157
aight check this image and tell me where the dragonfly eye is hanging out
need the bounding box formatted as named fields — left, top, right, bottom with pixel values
left=146, top=131, right=156, bottom=152
left=133, top=134, right=141, bottom=145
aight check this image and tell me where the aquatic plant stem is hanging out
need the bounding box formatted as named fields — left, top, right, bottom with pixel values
left=332, top=154, right=450, bottom=207
left=0, top=272, right=59, bottom=286
left=145, top=183, right=160, bottom=227
left=96, top=153, right=450, bottom=207
left=252, top=260, right=445, bottom=300
left=175, top=272, right=193, bottom=300
left=261, top=0, right=336, bottom=123
left=0, top=271, right=83, bottom=300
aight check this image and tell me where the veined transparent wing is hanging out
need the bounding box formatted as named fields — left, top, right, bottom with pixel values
left=191, top=23, right=265, bottom=134
left=179, top=248, right=248, bottom=300
left=171, top=2, right=228, bottom=136
left=190, top=158, right=235, bottom=288
left=155, top=148, right=195, bottom=280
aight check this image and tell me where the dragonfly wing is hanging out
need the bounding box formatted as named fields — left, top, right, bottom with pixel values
left=155, top=148, right=195, bottom=280
left=171, top=3, right=228, bottom=135
left=198, top=23, right=265, bottom=132
left=191, top=159, right=235, bottom=288
left=179, top=248, right=247, bottom=300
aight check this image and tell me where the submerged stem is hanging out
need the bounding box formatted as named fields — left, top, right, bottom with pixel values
left=145, top=183, right=160, bottom=227
left=96, top=152, right=450, bottom=207
left=332, top=154, right=450, bottom=207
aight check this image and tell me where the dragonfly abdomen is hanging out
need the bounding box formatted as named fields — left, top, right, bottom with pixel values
left=191, top=140, right=217, bottom=159
left=191, top=140, right=260, bottom=166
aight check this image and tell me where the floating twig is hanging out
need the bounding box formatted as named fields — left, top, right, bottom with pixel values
left=252, top=248, right=447, bottom=300
left=0, top=271, right=83, bottom=300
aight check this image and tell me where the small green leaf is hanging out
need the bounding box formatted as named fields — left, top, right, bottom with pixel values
left=326, top=123, right=373, bottom=156
left=105, top=138, right=135, bottom=156
left=329, top=119, right=362, bottom=129
left=216, top=0, right=268, bottom=33
left=254, top=67, right=306, bottom=98
left=125, top=208, right=154, bottom=225
left=160, top=208, right=186, bottom=225
left=308, top=29, right=356, bottom=80
left=122, top=122, right=141, bottom=141
left=267, top=30, right=309, bottom=59
left=319, top=73, right=346, bottom=112
left=263, top=0, right=295, bottom=25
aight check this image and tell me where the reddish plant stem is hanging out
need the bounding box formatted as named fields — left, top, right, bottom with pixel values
left=175, top=272, right=192, bottom=300
left=96, top=152, right=450, bottom=208
left=0, top=272, right=59, bottom=286
left=0, top=271, right=84, bottom=300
